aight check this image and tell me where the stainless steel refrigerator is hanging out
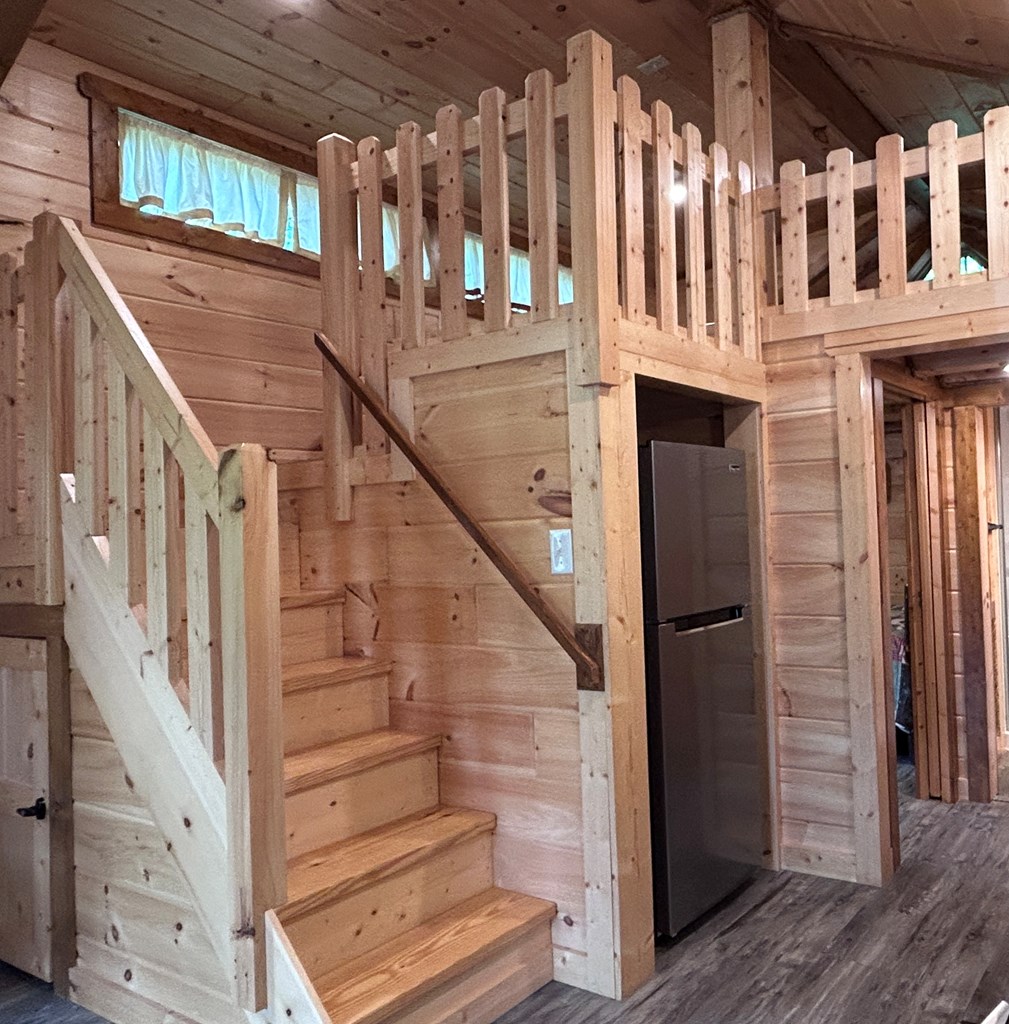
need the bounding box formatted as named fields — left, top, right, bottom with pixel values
left=640, top=440, right=764, bottom=938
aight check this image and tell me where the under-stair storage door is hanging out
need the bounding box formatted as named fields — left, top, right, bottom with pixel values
left=0, top=637, right=51, bottom=980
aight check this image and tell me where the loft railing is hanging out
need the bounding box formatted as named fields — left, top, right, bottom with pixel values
left=24, top=212, right=284, bottom=1011
left=0, top=253, right=32, bottom=587
left=757, top=109, right=1009, bottom=326
left=317, top=30, right=761, bottom=519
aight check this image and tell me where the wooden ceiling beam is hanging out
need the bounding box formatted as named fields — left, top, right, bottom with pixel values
left=775, top=19, right=1009, bottom=83
left=0, top=0, right=47, bottom=86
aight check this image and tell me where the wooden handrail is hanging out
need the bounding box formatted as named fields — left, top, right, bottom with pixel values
left=314, top=331, right=604, bottom=691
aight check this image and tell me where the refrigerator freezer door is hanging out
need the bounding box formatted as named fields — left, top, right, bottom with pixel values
left=641, top=441, right=751, bottom=623
left=647, top=613, right=763, bottom=937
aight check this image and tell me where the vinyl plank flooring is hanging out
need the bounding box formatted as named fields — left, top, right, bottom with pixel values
left=0, top=962, right=108, bottom=1024
left=497, top=792, right=1009, bottom=1024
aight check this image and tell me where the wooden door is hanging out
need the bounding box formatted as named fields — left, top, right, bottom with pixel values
left=0, top=636, right=51, bottom=980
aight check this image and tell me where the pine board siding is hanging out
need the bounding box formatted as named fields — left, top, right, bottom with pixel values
left=765, top=347, right=857, bottom=880
left=289, top=350, right=586, bottom=981
left=1, top=40, right=325, bottom=451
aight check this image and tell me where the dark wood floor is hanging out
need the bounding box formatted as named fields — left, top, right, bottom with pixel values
left=499, top=782, right=1009, bottom=1024
left=0, top=962, right=106, bottom=1024
left=6, top=781, right=1009, bottom=1024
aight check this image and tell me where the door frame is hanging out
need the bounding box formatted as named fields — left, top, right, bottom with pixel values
left=0, top=603, right=73, bottom=996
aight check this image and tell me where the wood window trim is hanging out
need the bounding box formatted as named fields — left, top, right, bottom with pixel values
left=78, top=73, right=320, bottom=278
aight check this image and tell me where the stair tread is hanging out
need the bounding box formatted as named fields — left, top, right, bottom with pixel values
left=285, top=729, right=441, bottom=796
left=283, top=655, right=393, bottom=693
left=318, top=888, right=556, bottom=1024
left=281, top=806, right=496, bottom=921
left=281, top=589, right=346, bottom=611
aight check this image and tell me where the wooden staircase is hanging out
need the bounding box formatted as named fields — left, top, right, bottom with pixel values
left=272, top=460, right=556, bottom=1024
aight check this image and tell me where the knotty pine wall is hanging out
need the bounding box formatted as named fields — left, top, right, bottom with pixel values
left=2, top=40, right=324, bottom=451
left=764, top=343, right=856, bottom=879
left=283, top=349, right=587, bottom=982
left=885, top=428, right=908, bottom=607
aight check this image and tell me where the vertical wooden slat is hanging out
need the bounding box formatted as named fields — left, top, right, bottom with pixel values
left=0, top=255, right=18, bottom=537
left=357, top=135, right=389, bottom=455
left=876, top=134, right=908, bottom=298
left=827, top=148, right=856, bottom=305
left=953, top=406, right=997, bottom=803
left=28, top=214, right=65, bottom=605
left=218, top=444, right=285, bottom=1008
left=736, top=161, right=758, bottom=359
left=398, top=122, right=425, bottom=350
left=525, top=70, right=558, bottom=323
left=185, top=485, right=213, bottom=756
left=318, top=133, right=357, bottom=522
left=902, top=405, right=930, bottom=800
left=566, top=30, right=620, bottom=387
left=985, top=107, right=1009, bottom=281
left=710, top=142, right=733, bottom=349
left=479, top=87, right=510, bottom=332
left=871, top=377, right=900, bottom=869
left=651, top=100, right=678, bottom=333
left=72, top=293, right=98, bottom=535
left=436, top=105, right=468, bottom=339
left=165, top=454, right=185, bottom=687
left=106, top=355, right=129, bottom=600
left=683, top=123, right=707, bottom=344
left=917, top=403, right=943, bottom=798
left=929, top=120, right=961, bottom=288
left=617, top=76, right=645, bottom=324
left=143, top=411, right=168, bottom=671
left=126, top=382, right=145, bottom=608
left=779, top=160, right=809, bottom=313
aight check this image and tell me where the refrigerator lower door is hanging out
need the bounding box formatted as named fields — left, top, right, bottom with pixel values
left=647, top=614, right=763, bottom=937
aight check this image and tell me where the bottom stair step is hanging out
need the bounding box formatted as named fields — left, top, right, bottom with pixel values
left=318, top=888, right=556, bottom=1024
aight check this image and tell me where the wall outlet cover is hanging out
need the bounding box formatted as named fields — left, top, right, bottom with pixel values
left=549, top=528, right=573, bottom=574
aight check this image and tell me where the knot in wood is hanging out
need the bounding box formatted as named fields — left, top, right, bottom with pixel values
left=231, top=496, right=246, bottom=513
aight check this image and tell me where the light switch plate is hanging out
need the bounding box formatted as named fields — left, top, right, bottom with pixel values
left=549, top=528, right=573, bottom=574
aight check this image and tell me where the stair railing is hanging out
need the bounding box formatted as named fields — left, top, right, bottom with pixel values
left=25, top=212, right=285, bottom=1011
left=315, top=330, right=603, bottom=690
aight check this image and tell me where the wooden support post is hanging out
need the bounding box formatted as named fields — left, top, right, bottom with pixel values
left=835, top=354, right=894, bottom=885
left=711, top=9, right=775, bottom=310
left=566, top=30, right=620, bottom=387
left=318, top=133, right=357, bottom=522
left=525, top=70, right=558, bottom=323
left=952, top=406, right=998, bottom=802
left=218, top=444, right=285, bottom=1009
left=27, top=213, right=65, bottom=605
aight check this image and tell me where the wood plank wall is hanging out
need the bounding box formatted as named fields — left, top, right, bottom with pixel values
left=67, top=664, right=247, bottom=1024
left=282, top=350, right=587, bottom=984
left=886, top=428, right=908, bottom=606
left=1, top=40, right=325, bottom=451
left=764, top=342, right=856, bottom=880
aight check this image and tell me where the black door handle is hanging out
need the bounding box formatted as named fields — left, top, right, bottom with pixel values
left=16, top=797, right=46, bottom=820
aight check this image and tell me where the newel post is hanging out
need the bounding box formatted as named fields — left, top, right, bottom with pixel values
left=566, top=31, right=620, bottom=387
left=26, top=212, right=66, bottom=605
left=318, top=133, right=359, bottom=522
left=218, top=443, right=285, bottom=1009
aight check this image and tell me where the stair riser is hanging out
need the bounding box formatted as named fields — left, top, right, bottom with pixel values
left=392, top=926, right=554, bottom=1024
left=286, top=833, right=494, bottom=982
left=284, top=674, right=390, bottom=754
left=286, top=749, right=440, bottom=860
left=282, top=603, right=344, bottom=667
